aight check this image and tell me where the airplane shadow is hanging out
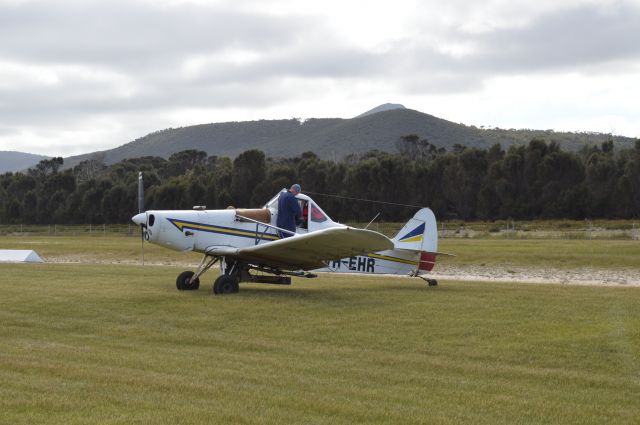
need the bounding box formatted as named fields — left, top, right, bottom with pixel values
left=185, top=280, right=453, bottom=304
left=231, top=285, right=350, bottom=302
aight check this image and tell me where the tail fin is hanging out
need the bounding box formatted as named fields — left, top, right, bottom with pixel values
left=392, top=208, right=438, bottom=252
left=392, top=208, right=438, bottom=272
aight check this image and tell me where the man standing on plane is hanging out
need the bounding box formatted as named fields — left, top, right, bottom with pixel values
left=277, top=184, right=302, bottom=238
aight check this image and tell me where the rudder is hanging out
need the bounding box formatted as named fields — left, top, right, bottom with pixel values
left=392, top=208, right=437, bottom=251
left=392, top=208, right=438, bottom=272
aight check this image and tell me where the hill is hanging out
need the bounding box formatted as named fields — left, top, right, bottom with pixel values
left=355, top=103, right=406, bottom=117
left=62, top=106, right=636, bottom=168
left=0, top=151, right=49, bottom=173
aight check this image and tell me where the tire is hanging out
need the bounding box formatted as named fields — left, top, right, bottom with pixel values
left=213, top=275, right=238, bottom=295
left=176, top=271, right=200, bottom=291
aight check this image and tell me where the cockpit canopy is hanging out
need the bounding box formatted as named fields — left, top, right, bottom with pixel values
left=264, top=189, right=334, bottom=229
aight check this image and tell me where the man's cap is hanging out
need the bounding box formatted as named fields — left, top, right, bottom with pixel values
left=291, top=184, right=301, bottom=193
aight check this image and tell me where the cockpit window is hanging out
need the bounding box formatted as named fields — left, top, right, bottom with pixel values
left=310, top=204, right=328, bottom=223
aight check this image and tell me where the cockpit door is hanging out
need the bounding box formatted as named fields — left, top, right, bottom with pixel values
left=296, top=199, right=309, bottom=234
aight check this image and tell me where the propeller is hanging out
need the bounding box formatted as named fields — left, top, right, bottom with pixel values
left=137, top=172, right=145, bottom=265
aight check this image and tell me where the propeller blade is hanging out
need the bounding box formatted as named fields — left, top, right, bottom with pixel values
left=138, top=171, right=144, bottom=214
left=138, top=171, right=145, bottom=266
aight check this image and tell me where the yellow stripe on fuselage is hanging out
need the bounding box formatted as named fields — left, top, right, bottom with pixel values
left=367, top=253, right=418, bottom=266
left=169, top=219, right=279, bottom=241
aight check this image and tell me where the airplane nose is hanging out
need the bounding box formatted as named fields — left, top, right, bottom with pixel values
left=132, top=213, right=146, bottom=226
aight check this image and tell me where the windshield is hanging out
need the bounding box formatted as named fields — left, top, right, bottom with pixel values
left=264, top=190, right=285, bottom=209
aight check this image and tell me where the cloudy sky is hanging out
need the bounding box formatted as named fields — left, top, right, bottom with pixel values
left=1, top=0, right=639, bottom=156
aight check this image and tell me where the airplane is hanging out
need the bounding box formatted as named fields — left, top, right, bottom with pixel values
left=131, top=173, right=443, bottom=295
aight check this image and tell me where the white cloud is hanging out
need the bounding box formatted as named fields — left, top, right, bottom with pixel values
left=0, top=0, right=638, bottom=156
left=412, top=72, right=640, bottom=137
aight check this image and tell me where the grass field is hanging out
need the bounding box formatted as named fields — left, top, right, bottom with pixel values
left=0, top=234, right=198, bottom=265
left=2, top=219, right=639, bottom=240
left=1, top=235, right=640, bottom=423
left=1, top=264, right=639, bottom=423
left=438, top=239, right=640, bottom=270
left=2, top=233, right=640, bottom=271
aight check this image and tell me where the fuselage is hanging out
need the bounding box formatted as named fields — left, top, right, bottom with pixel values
left=133, top=192, right=340, bottom=253
left=132, top=192, right=434, bottom=276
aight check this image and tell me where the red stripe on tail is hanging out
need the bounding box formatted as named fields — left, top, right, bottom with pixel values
left=419, top=252, right=436, bottom=271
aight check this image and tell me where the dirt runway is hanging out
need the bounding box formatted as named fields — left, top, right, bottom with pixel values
left=430, top=264, right=640, bottom=287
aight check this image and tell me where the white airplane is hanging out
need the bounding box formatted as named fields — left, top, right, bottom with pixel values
left=132, top=173, right=441, bottom=295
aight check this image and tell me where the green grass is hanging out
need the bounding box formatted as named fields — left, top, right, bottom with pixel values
left=3, top=220, right=640, bottom=240
left=1, top=263, right=639, bottom=424
left=439, top=239, right=640, bottom=270
left=351, top=219, right=640, bottom=240
left=2, top=234, right=639, bottom=270
left=0, top=234, right=200, bottom=265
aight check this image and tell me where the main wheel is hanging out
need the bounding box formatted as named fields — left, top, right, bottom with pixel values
left=176, top=271, right=200, bottom=291
left=213, top=275, right=239, bottom=295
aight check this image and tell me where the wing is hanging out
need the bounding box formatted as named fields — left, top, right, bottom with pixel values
left=207, top=227, right=394, bottom=270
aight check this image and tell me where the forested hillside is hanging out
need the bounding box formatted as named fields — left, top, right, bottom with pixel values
left=62, top=107, right=636, bottom=169
left=2, top=136, right=639, bottom=224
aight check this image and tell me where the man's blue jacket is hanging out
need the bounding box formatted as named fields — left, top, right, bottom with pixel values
left=276, top=191, right=302, bottom=237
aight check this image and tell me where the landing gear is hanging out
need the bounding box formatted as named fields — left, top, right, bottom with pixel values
left=213, top=274, right=239, bottom=294
left=211, top=259, right=304, bottom=295
left=176, top=270, right=200, bottom=290
left=175, top=255, right=218, bottom=291
left=415, top=272, right=438, bottom=287
left=175, top=255, right=308, bottom=295
left=211, top=258, right=242, bottom=295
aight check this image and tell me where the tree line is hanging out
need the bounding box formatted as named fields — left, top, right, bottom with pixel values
left=1, top=136, right=639, bottom=225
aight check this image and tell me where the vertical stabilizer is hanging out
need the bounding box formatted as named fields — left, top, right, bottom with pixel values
left=392, top=208, right=438, bottom=253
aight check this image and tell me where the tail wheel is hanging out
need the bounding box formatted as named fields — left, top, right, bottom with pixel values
left=176, top=271, right=200, bottom=291
left=213, top=275, right=239, bottom=295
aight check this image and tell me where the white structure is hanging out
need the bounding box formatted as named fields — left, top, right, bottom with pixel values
left=0, top=250, right=44, bottom=263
